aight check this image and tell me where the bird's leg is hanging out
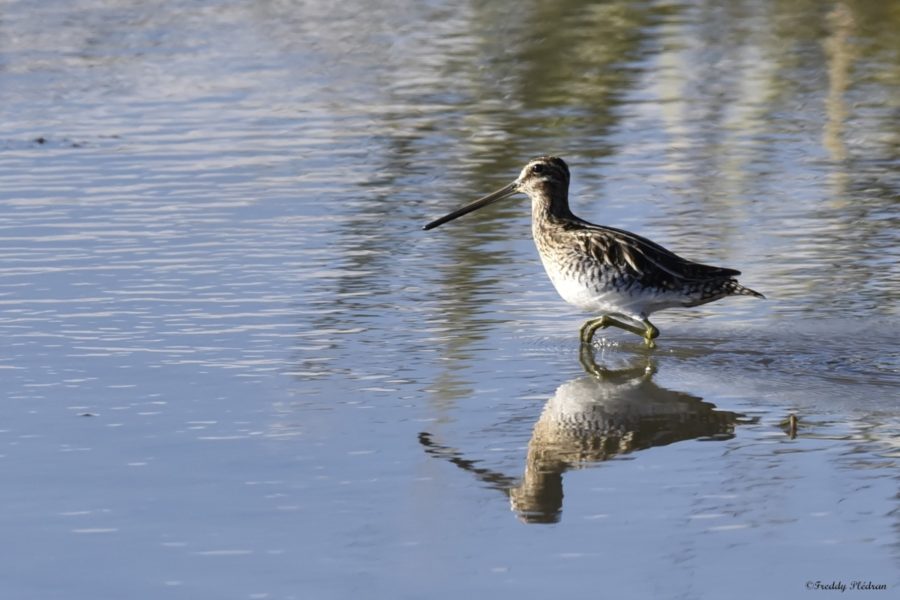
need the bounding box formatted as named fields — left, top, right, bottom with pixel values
left=580, top=314, right=648, bottom=345
left=580, top=316, right=610, bottom=345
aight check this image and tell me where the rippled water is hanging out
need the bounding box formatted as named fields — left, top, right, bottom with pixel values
left=1, top=0, right=898, bottom=598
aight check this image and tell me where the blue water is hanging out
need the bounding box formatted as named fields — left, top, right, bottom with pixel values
left=1, top=0, right=898, bottom=598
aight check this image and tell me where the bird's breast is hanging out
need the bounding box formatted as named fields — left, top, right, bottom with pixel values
left=532, top=230, right=664, bottom=315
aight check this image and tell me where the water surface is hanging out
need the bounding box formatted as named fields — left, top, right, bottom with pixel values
left=0, top=0, right=898, bottom=598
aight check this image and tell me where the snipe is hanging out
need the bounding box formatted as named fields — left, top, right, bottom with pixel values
left=423, top=156, right=764, bottom=347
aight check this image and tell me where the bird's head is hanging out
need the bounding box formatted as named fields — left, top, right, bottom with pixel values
left=514, top=156, right=570, bottom=197
left=422, top=156, right=571, bottom=230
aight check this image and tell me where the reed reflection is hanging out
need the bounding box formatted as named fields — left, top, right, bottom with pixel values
left=420, top=351, right=749, bottom=524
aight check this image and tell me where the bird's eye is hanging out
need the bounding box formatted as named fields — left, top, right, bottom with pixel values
left=532, top=164, right=545, bottom=174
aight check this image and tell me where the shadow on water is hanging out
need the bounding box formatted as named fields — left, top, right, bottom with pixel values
left=419, top=350, right=757, bottom=524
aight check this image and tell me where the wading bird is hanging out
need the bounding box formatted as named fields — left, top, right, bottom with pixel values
left=423, top=156, right=763, bottom=346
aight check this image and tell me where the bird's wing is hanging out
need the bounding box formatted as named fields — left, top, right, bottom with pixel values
left=567, top=221, right=741, bottom=282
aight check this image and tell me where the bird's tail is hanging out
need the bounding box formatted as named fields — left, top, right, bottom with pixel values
left=730, top=281, right=765, bottom=299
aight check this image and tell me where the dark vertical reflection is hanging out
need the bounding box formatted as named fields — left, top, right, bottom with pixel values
left=272, top=0, right=681, bottom=398
left=251, top=0, right=900, bottom=383
left=398, top=0, right=675, bottom=397
left=648, top=0, right=900, bottom=314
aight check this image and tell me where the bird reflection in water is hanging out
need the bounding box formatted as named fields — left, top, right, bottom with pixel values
left=420, top=349, right=753, bottom=524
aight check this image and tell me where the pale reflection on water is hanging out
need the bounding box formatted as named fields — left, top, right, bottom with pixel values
left=0, top=0, right=898, bottom=598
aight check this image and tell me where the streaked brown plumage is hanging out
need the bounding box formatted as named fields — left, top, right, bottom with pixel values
left=424, top=156, right=764, bottom=345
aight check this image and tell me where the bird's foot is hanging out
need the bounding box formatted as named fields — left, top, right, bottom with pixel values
left=580, top=315, right=640, bottom=344
left=581, top=315, right=659, bottom=347
left=641, top=319, right=659, bottom=349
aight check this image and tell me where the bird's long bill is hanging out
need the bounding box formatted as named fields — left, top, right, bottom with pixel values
left=422, top=181, right=518, bottom=230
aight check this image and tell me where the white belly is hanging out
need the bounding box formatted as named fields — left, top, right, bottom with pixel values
left=538, top=254, right=674, bottom=318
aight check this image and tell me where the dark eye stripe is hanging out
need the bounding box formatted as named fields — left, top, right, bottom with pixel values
left=527, top=156, right=570, bottom=185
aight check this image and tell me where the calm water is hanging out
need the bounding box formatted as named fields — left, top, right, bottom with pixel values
left=1, top=0, right=898, bottom=598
